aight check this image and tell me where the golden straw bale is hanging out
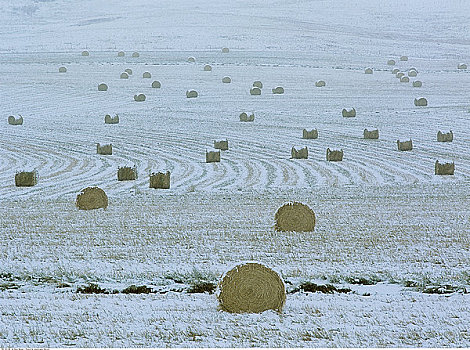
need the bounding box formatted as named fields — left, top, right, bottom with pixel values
left=274, top=201, right=316, bottom=232
left=76, top=187, right=108, bottom=210
left=218, top=262, right=286, bottom=313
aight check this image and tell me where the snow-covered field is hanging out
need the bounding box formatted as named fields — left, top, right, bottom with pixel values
left=1, top=0, right=470, bottom=347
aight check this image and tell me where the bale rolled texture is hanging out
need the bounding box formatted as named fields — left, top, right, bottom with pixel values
left=217, top=262, right=286, bottom=314
left=274, top=201, right=316, bottom=232
left=76, top=186, right=108, bottom=210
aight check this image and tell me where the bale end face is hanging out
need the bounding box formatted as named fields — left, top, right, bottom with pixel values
left=217, top=262, right=286, bottom=314
left=274, top=202, right=316, bottom=232
left=76, top=187, right=108, bottom=210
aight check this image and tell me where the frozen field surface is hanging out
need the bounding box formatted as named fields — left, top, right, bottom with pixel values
left=1, top=0, right=470, bottom=347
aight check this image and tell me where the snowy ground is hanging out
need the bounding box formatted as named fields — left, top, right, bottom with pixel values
left=1, top=0, right=470, bottom=347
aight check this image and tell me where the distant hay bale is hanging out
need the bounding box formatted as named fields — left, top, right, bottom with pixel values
left=253, top=81, right=263, bottom=88
left=132, top=52, right=140, bottom=58
left=217, top=262, right=286, bottom=313
left=118, top=51, right=125, bottom=57
left=104, top=114, right=119, bottom=124
left=437, top=130, right=453, bottom=142
left=412, top=80, right=422, bottom=87
left=364, top=68, right=373, bottom=74
left=222, top=47, right=230, bottom=53
left=143, top=72, right=151, bottom=78
left=186, top=90, right=198, bottom=98
left=315, top=80, right=326, bottom=87
left=206, top=150, right=220, bottom=163
left=363, top=128, right=379, bottom=139
left=400, top=55, right=408, bottom=61
left=457, top=63, right=467, bottom=70
left=125, top=68, right=133, bottom=75
left=149, top=171, right=170, bottom=189
left=272, top=86, right=284, bottom=94
left=214, top=139, right=229, bottom=151
left=117, top=166, right=138, bottom=181
left=397, top=139, right=413, bottom=151
left=120, top=72, right=129, bottom=79
left=435, top=160, right=454, bottom=175
left=76, top=187, right=108, bottom=210
left=396, top=72, right=405, bottom=78
left=392, top=68, right=400, bottom=74
left=204, top=64, right=212, bottom=71
left=414, top=97, right=427, bottom=106
left=8, top=115, right=23, bottom=125
left=134, top=93, right=146, bottom=102
left=59, top=66, right=67, bottom=73
left=222, top=76, right=232, bottom=83
left=302, top=129, right=318, bottom=139
left=239, top=112, right=255, bottom=122
left=291, top=146, right=308, bottom=159
left=408, top=69, right=418, bottom=77
left=98, top=83, right=108, bottom=91
left=326, top=148, right=343, bottom=161
left=15, top=170, right=38, bottom=187
left=400, top=76, right=410, bottom=83
left=187, top=56, right=196, bottom=62
left=96, top=143, right=112, bottom=155
left=250, top=87, right=261, bottom=95
left=342, top=108, right=356, bottom=118
left=274, top=201, right=316, bottom=232
left=387, top=59, right=396, bottom=65
left=81, top=50, right=89, bottom=56
left=151, top=80, right=161, bottom=88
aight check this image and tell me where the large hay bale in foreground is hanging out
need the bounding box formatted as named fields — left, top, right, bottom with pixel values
left=364, top=68, right=373, bottom=74
left=250, top=87, right=261, bottom=95
left=214, top=139, right=229, bottom=151
left=218, top=262, right=286, bottom=313
left=142, top=72, right=151, bottom=78
left=414, top=97, right=427, bottom=106
left=272, top=86, right=284, bottom=94
left=59, top=66, right=67, bottom=73
left=76, top=187, right=108, bottom=210
left=118, top=51, right=125, bottom=57
left=105, top=114, right=119, bottom=124
left=437, top=130, right=453, bottom=142
left=120, top=72, right=129, bottom=79
left=326, top=148, right=343, bottom=161
left=81, top=50, right=89, bottom=56
left=239, top=112, right=255, bottom=122
left=222, top=76, right=232, bottom=83
left=364, top=128, right=379, bottom=139
left=397, top=139, right=413, bottom=151
left=342, top=108, right=356, bottom=118
left=435, top=160, right=454, bottom=175
left=8, top=115, right=23, bottom=125
left=15, top=170, right=38, bottom=187
left=134, top=93, right=146, bottom=102
left=302, top=129, right=318, bottom=139
left=151, top=80, right=161, bottom=88
left=98, top=83, right=108, bottom=91
left=274, top=201, right=316, bottom=232
left=149, top=171, right=170, bottom=189
left=253, top=81, right=263, bottom=88
left=291, top=146, right=308, bottom=159
left=186, top=90, right=198, bottom=98
left=204, top=64, right=212, bottom=71
left=117, top=166, right=138, bottom=181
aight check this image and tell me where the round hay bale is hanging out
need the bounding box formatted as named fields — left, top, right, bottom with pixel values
left=143, top=71, right=151, bottom=78
left=217, top=262, right=286, bottom=313
left=400, top=55, right=408, bottom=61
left=76, top=187, right=108, bottom=210
left=222, top=47, right=230, bottom=53
left=457, top=63, right=467, bottom=70
left=364, top=68, right=373, bottom=74
left=315, top=80, right=326, bottom=87
left=118, top=51, right=125, bottom=57
left=151, top=80, right=161, bottom=88
left=132, top=52, right=140, bottom=57
left=222, top=76, right=231, bottom=83
left=204, top=64, right=212, bottom=71
left=98, top=83, right=108, bottom=91
left=412, top=80, right=422, bottom=87
left=120, top=72, right=129, bottom=79
left=253, top=81, right=263, bottom=88
left=387, top=59, right=396, bottom=65
left=125, top=68, right=133, bottom=75
left=400, top=76, right=410, bottom=83
left=274, top=201, right=316, bottom=232
left=408, top=70, right=418, bottom=77
left=81, top=50, right=89, bottom=56
left=187, top=56, right=196, bottom=62
left=250, top=87, right=261, bottom=95
left=186, top=90, right=198, bottom=98
left=272, top=86, right=284, bottom=94
left=134, top=93, right=146, bottom=102
left=396, top=72, right=404, bottom=78
left=392, top=68, right=400, bottom=74
left=59, top=66, right=67, bottom=73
